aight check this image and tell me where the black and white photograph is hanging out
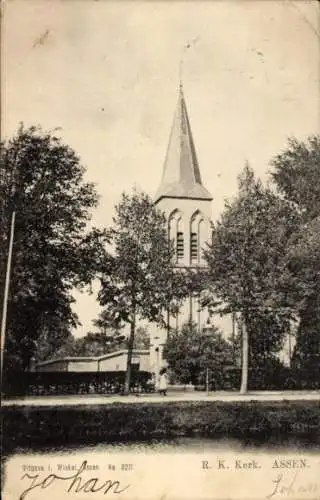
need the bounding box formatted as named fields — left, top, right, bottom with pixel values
left=1, top=1, right=320, bottom=499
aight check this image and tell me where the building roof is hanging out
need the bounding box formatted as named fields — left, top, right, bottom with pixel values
left=36, top=349, right=149, bottom=367
left=155, top=84, right=212, bottom=203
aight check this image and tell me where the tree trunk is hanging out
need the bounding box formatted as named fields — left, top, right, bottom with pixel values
left=124, top=318, right=135, bottom=395
left=189, top=292, right=193, bottom=326
left=166, top=307, right=170, bottom=339
left=240, top=318, right=249, bottom=394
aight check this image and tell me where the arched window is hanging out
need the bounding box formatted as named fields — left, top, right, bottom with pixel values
left=168, top=210, right=184, bottom=263
left=190, top=231, right=198, bottom=262
left=177, top=219, right=184, bottom=261
left=198, top=219, right=206, bottom=263
left=190, top=211, right=204, bottom=265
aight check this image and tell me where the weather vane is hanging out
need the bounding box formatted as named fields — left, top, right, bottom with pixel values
left=179, top=36, right=200, bottom=88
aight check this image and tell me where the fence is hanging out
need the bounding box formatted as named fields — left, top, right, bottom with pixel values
left=195, top=366, right=320, bottom=391
left=3, top=366, right=319, bottom=397
left=2, top=370, right=154, bottom=398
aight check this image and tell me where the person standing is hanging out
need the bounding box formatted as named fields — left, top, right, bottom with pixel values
left=159, top=368, right=168, bottom=396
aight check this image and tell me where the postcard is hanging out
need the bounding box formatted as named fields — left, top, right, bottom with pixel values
left=1, top=1, right=319, bottom=499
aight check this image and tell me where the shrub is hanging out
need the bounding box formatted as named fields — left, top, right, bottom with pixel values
left=2, top=370, right=154, bottom=397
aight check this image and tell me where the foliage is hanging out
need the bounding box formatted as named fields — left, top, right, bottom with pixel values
left=163, top=322, right=234, bottom=385
left=98, top=190, right=189, bottom=392
left=292, top=305, right=320, bottom=372
left=270, top=136, right=320, bottom=371
left=35, top=331, right=126, bottom=361
left=3, top=370, right=153, bottom=398
left=245, top=311, right=290, bottom=367
left=33, top=328, right=75, bottom=363
left=283, top=216, right=320, bottom=311
left=286, top=217, right=320, bottom=370
left=68, top=332, right=127, bottom=357
left=35, top=323, right=150, bottom=362
left=203, top=164, right=300, bottom=391
left=92, top=310, right=113, bottom=335
left=271, top=135, right=320, bottom=220
left=204, top=164, right=299, bottom=317
left=92, top=310, right=150, bottom=349
left=0, top=125, right=108, bottom=371
left=133, top=326, right=150, bottom=349
left=99, top=190, right=188, bottom=329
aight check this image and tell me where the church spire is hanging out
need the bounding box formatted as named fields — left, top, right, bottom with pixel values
left=155, top=85, right=212, bottom=203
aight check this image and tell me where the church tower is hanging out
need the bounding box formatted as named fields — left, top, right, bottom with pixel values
left=150, top=83, right=213, bottom=380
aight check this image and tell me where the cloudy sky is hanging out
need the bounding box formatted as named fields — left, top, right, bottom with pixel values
left=3, top=0, right=319, bottom=336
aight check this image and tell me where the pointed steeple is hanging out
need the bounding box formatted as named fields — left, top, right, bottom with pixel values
left=155, top=84, right=212, bottom=203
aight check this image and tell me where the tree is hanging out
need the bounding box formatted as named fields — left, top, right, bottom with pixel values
left=271, top=136, right=320, bottom=374
left=92, top=309, right=119, bottom=336
left=271, top=136, right=320, bottom=220
left=163, top=322, right=233, bottom=386
left=70, top=331, right=126, bottom=357
left=42, top=325, right=148, bottom=362
left=39, top=330, right=126, bottom=360
left=1, top=125, right=108, bottom=371
left=246, top=310, right=289, bottom=367
left=98, top=190, right=188, bottom=394
left=33, top=324, right=75, bottom=363
left=133, top=326, right=150, bottom=349
left=203, top=165, right=299, bottom=393
left=285, top=216, right=320, bottom=372
left=91, top=308, right=126, bottom=350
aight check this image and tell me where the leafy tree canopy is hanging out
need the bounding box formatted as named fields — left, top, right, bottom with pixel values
left=204, top=164, right=300, bottom=319
left=98, top=190, right=189, bottom=392
left=202, top=164, right=300, bottom=391
left=164, top=322, right=233, bottom=385
left=271, top=135, right=320, bottom=220
left=98, top=190, right=189, bottom=329
left=271, top=137, right=320, bottom=369
left=1, top=125, right=108, bottom=370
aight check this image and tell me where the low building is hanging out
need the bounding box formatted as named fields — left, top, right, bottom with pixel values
left=36, top=349, right=150, bottom=372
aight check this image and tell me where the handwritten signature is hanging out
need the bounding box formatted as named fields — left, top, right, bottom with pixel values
left=267, top=471, right=320, bottom=498
left=20, top=460, right=130, bottom=500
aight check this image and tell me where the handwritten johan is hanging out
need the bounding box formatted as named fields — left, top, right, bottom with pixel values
left=1, top=1, right=320, bottom=500
left=19, top=461, right=130, bottom=500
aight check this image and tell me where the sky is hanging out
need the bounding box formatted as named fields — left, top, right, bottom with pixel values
left=2, top=0, right=320, bottom=337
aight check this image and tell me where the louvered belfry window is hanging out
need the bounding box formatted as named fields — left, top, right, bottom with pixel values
left=190, top=232, right=198, bottom=263
left=177, top=231, right=184, bottom=261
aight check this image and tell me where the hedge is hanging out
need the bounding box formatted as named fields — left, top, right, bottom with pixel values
left=3, top=365, right=319, bottom=398
left=2, top=370, right=154, bottom=398
left=208, top=366, right=320, bottom=391
left=2, top=400, right=319, bottom=456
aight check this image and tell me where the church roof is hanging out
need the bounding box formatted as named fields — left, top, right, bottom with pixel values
left=155, top=84, right=212, bottom=203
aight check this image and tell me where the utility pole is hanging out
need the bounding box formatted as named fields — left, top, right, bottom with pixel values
left=1, top=210, right=16, bottom=380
